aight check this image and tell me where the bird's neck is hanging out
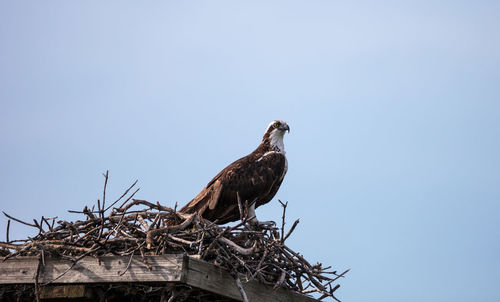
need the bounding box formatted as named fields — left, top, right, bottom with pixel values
left=259, top=131, right=286, bottom=154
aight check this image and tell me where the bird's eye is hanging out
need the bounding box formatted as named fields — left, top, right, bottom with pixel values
left=273, top=123, right=279, bottom=128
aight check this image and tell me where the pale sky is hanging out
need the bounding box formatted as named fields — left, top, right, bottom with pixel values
left=1, top=1, right=499, bottom=301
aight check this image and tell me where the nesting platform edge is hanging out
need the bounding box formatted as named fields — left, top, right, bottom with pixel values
left=0, top=254, right=318, bottom=302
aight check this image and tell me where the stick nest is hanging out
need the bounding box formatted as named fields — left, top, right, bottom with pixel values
left=0, top=172, right=347, bottom=301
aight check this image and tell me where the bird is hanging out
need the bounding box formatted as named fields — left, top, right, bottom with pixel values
left=179, top=120, right=290, bottom=225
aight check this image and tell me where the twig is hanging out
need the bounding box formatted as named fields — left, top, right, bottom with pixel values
left=0, top=242, right=25, bottom=250
left=252, top=249, right=268, bottom=279
left=283, top=219, right=300, bottom=242
left=104, top=179, right=138, bottom=212
left=33, top=219, right=44, bottom=234
left=118, top=253, right=135, bottom=276
left=218, top=237, right=254, bottom=256
left=42, top=216, right=53, bottom=232
left=235, top=276, right=249, bottom=302
left=42, top=245, right=99, bottom=285
left=168, top=234, right=196, bottom=246
left=278, top=200, right=287, bottom=242
left=6, top=219, right=10, bottom=243
left=34, top=254, right=42, bottom=302
left=102, top=170, right=109, bottom=213
left=273, top=268, right=287, bottom=290
left=2, top=212, right=37, bottom=228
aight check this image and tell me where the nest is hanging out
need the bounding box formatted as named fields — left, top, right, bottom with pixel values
left=0, top=172, right=347, bottom=301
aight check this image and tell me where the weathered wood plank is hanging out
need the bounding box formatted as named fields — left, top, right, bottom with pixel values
left=0, top=255, right=318, bottom=301
left=0, top=254, right=184, bottom=284
left=185, top=256, right=318, bottom=302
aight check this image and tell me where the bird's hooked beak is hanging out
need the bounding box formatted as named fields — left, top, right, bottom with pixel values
left=279, top=124, right=290, bottom=133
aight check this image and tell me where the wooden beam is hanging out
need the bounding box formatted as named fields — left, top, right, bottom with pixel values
left=185, top=256, right=318, bottom=302
left=0, top=254, right=184, bottom=284
left=0, top=255, right=318, bottom=301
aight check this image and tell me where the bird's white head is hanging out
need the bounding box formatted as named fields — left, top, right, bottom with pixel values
left=263, top=120, right=290, bottom=153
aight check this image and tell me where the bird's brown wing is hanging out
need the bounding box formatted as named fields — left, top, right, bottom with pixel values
left=180, top=152, right=286, bottom=224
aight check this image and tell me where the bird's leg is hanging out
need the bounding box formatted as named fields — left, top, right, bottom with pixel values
left=247, top=202, right=257, bottom=223
left=247, top=202, right=275, bottom=228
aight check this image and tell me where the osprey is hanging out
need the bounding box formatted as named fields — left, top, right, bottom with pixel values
left=180, top=120, right=290, bottom=225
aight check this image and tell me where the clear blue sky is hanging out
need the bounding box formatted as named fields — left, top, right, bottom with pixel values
left=1, top=1, right=499, bottom=301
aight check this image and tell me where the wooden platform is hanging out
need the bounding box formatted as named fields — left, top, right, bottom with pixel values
left=0, top=254, right=318, bottom=302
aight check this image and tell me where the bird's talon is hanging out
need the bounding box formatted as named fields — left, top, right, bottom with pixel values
left=246, top=219, right=276, bottom=230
